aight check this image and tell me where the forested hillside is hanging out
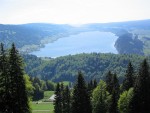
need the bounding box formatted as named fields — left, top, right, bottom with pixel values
left=0, top=23, right=75, bottom=52
left=1, top=20, right=150, bottom=56
left=86, top=19, right=150, bottom=55
left=23, top=53, right=149, bottom=82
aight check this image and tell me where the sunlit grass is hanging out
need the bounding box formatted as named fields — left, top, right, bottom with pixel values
left=32, top=102, right=54, bottom=113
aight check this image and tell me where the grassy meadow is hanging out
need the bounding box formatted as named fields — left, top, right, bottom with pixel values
left=32, top=91, right=54, bottom=113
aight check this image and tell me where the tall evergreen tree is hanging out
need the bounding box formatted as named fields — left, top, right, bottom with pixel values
left=60, top=83, right=64, bottom=113
left=105, top=71, right=113, bottom=94
left=71, top=71, right=92, bottom=113
left=62, top=86, right=71, bottom=113
left=108, top=73, right=120, bottom=113
left=130, top=59, right=150, bottom=113
left=122, top=62, right=134, bottom=91
left=8, top=43, right=31, bottom=113
left=0, top=43, right=9, bottom=112
left=93, top=79, right=97, bottom=88
left=54, top=83, right=62, bottom=113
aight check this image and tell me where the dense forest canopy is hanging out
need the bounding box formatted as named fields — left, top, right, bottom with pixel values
left=23, top=53, right=150, bottom=82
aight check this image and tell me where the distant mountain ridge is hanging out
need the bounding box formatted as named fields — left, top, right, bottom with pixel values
left=85, top=19, right=150, bottom=55
left=0, top=23, right=75, bottom=53
left=1, top=19, right=150, bottom=55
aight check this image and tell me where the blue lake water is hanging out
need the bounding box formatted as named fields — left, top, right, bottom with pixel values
left=31, top=31, right=118, bottom=57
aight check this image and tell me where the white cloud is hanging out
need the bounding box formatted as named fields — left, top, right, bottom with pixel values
left=0, top=0, right=150, bottom=24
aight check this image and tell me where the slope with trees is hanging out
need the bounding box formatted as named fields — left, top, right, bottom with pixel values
left=23, top=53, right=149, bottom=82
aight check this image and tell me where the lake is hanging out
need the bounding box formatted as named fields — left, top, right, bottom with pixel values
left=31, top=31, right=118, bottom=57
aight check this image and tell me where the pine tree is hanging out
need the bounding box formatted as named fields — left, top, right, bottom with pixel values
left=93, top=79, right=97, bottom=88
left=54, top=83, right=62, bottom=113
left=0, top=43, right=9, bottom=112
left=130, top=59, right=150, bottom=113
left=71, top=71, right=92, bottom=113
left=88, top=79, right=93, bottom=91
left=105, top=71, right=113, bottom=94
left=108, top=73, right=120, bottom=113
left=60, top=82, right=64, bottom=113
left=62, top=86, right=71, bottom=113
left=122, top=62, right=134, bottom=91
left=8, top=43, right=31, bottom=113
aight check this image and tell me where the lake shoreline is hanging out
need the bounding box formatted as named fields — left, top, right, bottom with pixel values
left=30, top=31, right=118, bottom=57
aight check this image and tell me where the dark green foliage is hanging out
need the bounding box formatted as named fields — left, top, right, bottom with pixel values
left=29, top=77, right=55, bottom=100
left=60, top=83, right=64, bottom=113
left=31, top=77, right=44, bottom=101
left=71, top=71, right=92, bottom=113
left=62, top=86, right=71, bottom=113
left=23, top=53, right=147, bottom=82
left=93, top=79, right=97, bottom=88
left=122, top=62, right=134, bottom=91
left=0, top=43, right=31, bottom=113
left=0, top=43, right=9, bottom=112
left=107, top=73, right=120, bottom=113
left=46, top=80, right=55, bottom=91
left=8, top=43, right=31, bottom=113
left=54, top=83, right=71, bottom=113
left=115, top=33, right=144, bottom=55
left=106, top=71, right=113, bottom=94
left=87, top=79, right=97, bottom=97
left=54, top=83, right=62, bottom=113
left=130, top=59, right=150, bottom=113
left=106, top=71, right=120, bottom=113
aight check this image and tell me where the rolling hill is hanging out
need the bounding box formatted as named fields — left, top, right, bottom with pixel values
left=0, top=23, right=76, bottom=53
left=23, top=53, right=150, bottom=82
left=1, top=19, right=150, bottom=55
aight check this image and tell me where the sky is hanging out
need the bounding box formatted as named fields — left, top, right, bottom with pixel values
left=0, top=0, right=150, bottom=24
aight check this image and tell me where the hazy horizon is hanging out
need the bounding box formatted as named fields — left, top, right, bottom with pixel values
left=0, top=0, right=150, bottom=25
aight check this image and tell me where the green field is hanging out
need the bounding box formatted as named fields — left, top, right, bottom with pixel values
left=32, top=102, right=54, bottom=113
left=32, top=91, right=54, bottom=113
left=43, top=91, right=54, bottom=101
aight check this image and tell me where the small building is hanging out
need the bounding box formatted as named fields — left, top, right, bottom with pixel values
left=49, top=94, right=55, bottom=102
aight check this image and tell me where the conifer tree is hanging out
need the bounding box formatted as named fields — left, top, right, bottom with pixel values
left=60, top=82, right=64, bottom=113
left=71, top=71, right=92, bottom=113
left=108, top=73, right=120, bottom=113
left=62, top=86, right=71, bottom=113
left=54, top=83, right=62, bottom=113
left=8, top=43, right=31, bottom=113
left=122, top=62, right=134, bottom=91
left=130, top=59, right=150, bottom=113
left=105, top=71, right=113, bottom=94
left=88, top=79, right=93, bottom=91
left=0, top=43, right=9, bottom=112
left=93, top=79, right=97, bottom=88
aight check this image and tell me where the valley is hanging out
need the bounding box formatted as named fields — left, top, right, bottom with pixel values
left=30, top=31, right=118, bottom=57
left=1, top=20, right=150, bottom=57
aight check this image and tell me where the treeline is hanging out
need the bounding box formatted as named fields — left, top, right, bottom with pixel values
left=54, top=59, right=150, bottom=113
left=30, top=76, right=55, bottom=101
left=23, top=53, right=149, bottom=82
left=0, top=43, right=58, bottom=112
